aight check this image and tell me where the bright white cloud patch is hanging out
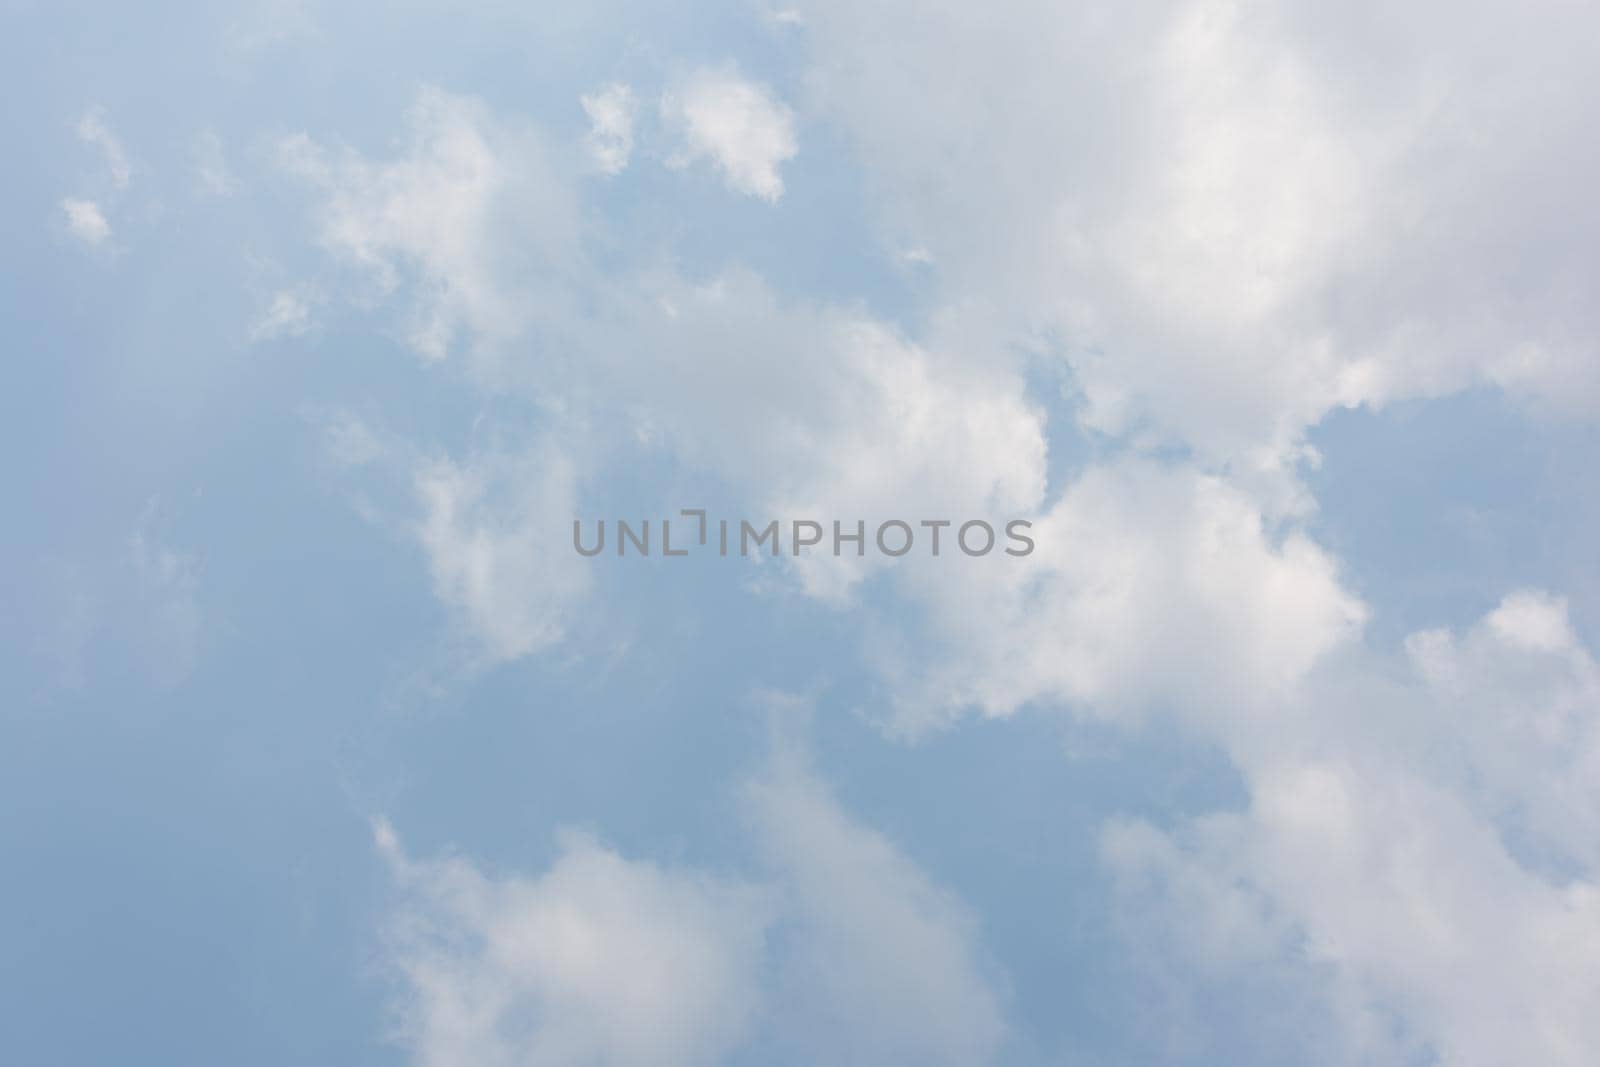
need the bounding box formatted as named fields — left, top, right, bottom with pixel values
left=60, top=197, right=110, bottom=245
left=872, top=458, right=1367, bottom=733
left=580, top=83, right=636, bottom=175
left=663, top=68, right=797, bottom=201
left=798, top=0, right=1600, bottom=484
left=376, top=823, right=771, bottom=1067
left=1105, top=591, right=1600, bottom=1065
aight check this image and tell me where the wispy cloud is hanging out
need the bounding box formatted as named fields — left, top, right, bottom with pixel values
left=76, top=107, right=130, bottom=189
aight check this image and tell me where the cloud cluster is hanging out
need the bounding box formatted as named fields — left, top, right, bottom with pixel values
left=797, top=0, right=1600, bottom=481
left=269, top=7, right=1600, bottom=1060
left=1105, top=592, right=1600, bottom=1065
left=61, top=107, right=131, bottom=247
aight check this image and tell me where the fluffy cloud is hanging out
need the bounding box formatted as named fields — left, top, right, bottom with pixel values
left=61, top=197, right=110, bottom=245
left=761, top=14, right=1600, bottom=1059
left=279, top=88, right=1355, bottom=714
left=285, top=89, right=1041, bottom=606
left=795, top=0, right=1600, bottom=483
left=1104, top=592, right=1600, bottom=1065
left=279, top=37, right=1599, bottom=1063
left=378, top=723, right=1009, bottom=1066
left=663, top=67, right=797, bottom=201
left=580, top=83, right=637, bottom=176
left=376, top=824, right=771, bottom=1067
left=60, top=109, right=128, bottom=248
left=1404, top=591, right=1600, bottom=871
left=872, top=458, right=1367, bottom=733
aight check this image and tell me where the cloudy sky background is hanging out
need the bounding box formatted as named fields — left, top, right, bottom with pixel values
left=5, top=1, right=1600, bottom=1063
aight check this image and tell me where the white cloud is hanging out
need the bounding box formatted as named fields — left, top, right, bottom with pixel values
left=743, top=720, right=1009, bottom=1064
left=376, top=718, right=1009, bottom=1066
left=596, top=270, right=1045, bottom=602
left=580, top=83, right=636, bottom=176
left=411, top=443, right=589, bottom=664
left=249, top=288, right=317, bottom=342
left=1404, top=591, right=1600, bottom=871
left=663, top=67, right=797, bottom=201
left=307, top=407, right=591, bottom=665
left=274, top=15, right=1600, bottom=1063
left=1103, top=591, right=1600, bottom=1065
left=872, top=458, right=1367, bottom=733
left=62, top=109, right=128, bottom=248
left=1109, top=765, right=1600, bottom=1067
left=279, top=86, right=579, bottom=362
left=61, top=197, right=110, bottom=245
left=1102, top=817, right=1407, bottom=1065
left=760, top=10, right=1600, bottom=1056
left=284, top=95, right=1041, bottom=616
left=76, top=107, right=130, bottom=189
left=376, top=823, right=771, bottom=1067
left=796, top=0, right=1600, bottom=483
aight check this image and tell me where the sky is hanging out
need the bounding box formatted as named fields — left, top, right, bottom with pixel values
left=3, top=1, right=1600, bottom=1064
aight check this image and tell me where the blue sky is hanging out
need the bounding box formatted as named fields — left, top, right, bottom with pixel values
left=5, top=2, right=1600, bottom=1065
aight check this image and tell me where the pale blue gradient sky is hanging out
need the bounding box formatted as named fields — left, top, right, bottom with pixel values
left=5, top=3, right=1600, bottom=1065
